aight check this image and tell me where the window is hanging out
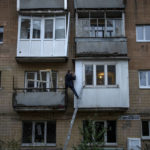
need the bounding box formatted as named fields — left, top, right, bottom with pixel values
left=77, top=11, right=123, bottom=38
left=142, top=121, right=150, bottom=139
left=83, top=120, right=116, bottom=144
left=136, top=25, right=150, bottom=42
left=22, top=121, right=56, bottom=145
left=139, top=71, right=150, bottom=88
left=25, top=71, right=57, bottom=91
left=20, top=17, right=66, bottom=40
left=0, top=26, right=4, bottom=43
left=84, top=64, right=116, bottom=86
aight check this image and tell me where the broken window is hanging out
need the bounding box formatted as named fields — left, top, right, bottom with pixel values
left=22, top=121, right=56, bottom=145
left=85, top=64, right=116, bottom=86
left=25, top=71, right=57, bottom=91
left=77, top=11, right=123, bottom=37
left=83, top=120, right=116, bottom=144
left=139, top=71, right=150, bottom=88
left=136, top=25, right=150, bottom=41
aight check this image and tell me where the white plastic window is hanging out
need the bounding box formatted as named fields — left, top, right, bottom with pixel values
left=139, top=71, right=150, bottom=88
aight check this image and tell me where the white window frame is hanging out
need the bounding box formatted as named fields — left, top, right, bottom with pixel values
left=22, top=121, right=56, bottom=146
left=142, top=120, right=150, bottom=140
left=25, top=71, right=50, bottom=89
left=139, top=71, right=150, bottom=89
left=83, top=63, right=117, bottom=88
left=83, top=120, right=117, bottom=146
left=136, top=25, right=150, bottom=42
left=19, top=16, right=66, bottom=41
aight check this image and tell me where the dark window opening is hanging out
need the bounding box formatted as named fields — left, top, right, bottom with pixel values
left=142, top=121, right=149, bottom=136
left=107, top=121, right=116, bottom=143
left=0, top=26, right=4, bottom=42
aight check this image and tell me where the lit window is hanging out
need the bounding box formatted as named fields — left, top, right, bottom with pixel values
left=142, top=121, right=150, bottom=139
left=22, top=121, right=56, bottom=145
left=139, top=71, right=150, bottom=88
left=136, top=25, right=150, bottom=41
left=85, top=64, right=116, bottom=86
left=0, top=26, right=4, bottom=43
left=83, top=120, right=116, bottom=144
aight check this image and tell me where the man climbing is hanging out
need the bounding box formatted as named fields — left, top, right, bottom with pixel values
left=65, top=70, right=79, bottom=99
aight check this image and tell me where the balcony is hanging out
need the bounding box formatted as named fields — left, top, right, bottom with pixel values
left=74, top=60, right=129, bottom=110
left=16, top=14, right=70, bottom=62
left=75, top=11, right=127, bottom=57
left=17, top=0, right=67, bottom=11
left=13, top=88, right=67, bottom=111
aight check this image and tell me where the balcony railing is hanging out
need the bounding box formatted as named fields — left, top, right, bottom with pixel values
left=13, top=88, right=67, bottom=111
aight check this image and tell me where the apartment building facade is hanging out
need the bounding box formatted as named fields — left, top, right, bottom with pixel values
left=0, top=0, right=150, bottom=150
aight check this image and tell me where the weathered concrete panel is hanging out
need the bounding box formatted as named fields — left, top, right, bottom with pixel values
left=20, top=0, right=64, bottom=9
left=14, top=91, right=65, bottom=107
left=76, top=38, right=127, bottom=55
left=75, top=0, right=125, bottom=9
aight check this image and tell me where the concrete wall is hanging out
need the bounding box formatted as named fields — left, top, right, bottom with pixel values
left=74, top=60, right=129, bottom=108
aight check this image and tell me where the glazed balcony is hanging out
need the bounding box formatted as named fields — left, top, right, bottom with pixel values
left=75, top=11, right=127, bottom=56
left=13, top=88, right=67, bottom=111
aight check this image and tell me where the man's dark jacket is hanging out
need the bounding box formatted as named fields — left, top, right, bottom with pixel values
left=65, top=73, right=76, bottom=88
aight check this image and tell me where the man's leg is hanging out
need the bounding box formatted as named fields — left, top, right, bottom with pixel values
left=70, top=86, right=79, bottom=98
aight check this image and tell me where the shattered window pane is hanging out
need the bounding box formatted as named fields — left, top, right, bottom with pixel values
left=22, top=122, right=32, bottom=143
left=35, top=122, right=45, bottom=143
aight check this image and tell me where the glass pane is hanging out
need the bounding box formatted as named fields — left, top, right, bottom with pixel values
left=52, top=71, right=57, bottom=89
left=137, top=26, right=144, bottom=40
left=108, top=65, right=116, bottom=85
left=97, top=19, right=105, bottom=37
left=142, top=121, right=149, bottom=136
left=83, top=120, right=93, bottom=142
left=96, top=65, right=104, bottom=85
left=35, top=122, right=45, bottom=143
left=47, top=121, right=56, bottom=143
left=145, top=26, right=150, bottom=40
left=45, top=19, right=53, bottom=39
left=85, top=65, right=93, bottom=85
left=55, top=18, right=65, bottom=39
left=20, top=19, right=30, bottom=39
left=95, top=122, right=104, bottom=142
left=0, top=27, right=4, bottom=42
left=33, top=19, right=41, bottom=39
left=26, top=72, right=36, bottom=89
left=140, top=71, right=146, bottom=86
left=22, top=122, right=32, bottom=143
left=148, top=71, right=150, bottom=85
left=90, top=19, right=97, bottom=37
left=106, top=20, right=113, bottom=37
left=107, top=121, right=116, bottom=143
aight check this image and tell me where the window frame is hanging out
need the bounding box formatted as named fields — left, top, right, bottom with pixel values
left=83, top=63, right=117, bottom=88
left=22, top=121, right=56, bottom=146
left=83, top=120, right=117, bottom=146
left=136, top=25, right=150, bottom=42
left=142, top=120, right=150, bottom=140
left=0, top=26, right=4, bottom=44
left=19, top=16, right=66, bottom=41
left=139, top=70, right=150, bottom=89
